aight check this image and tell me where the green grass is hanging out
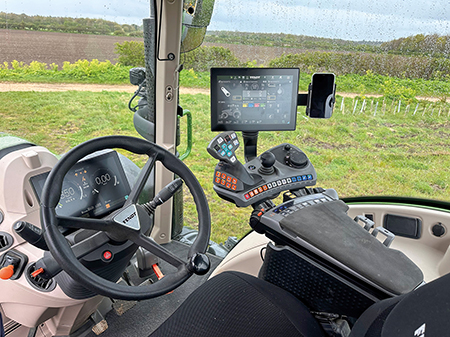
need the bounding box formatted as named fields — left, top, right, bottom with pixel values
left=1, top=91, right=450, bottom=243
left=2, top=60, right=450, bottom=98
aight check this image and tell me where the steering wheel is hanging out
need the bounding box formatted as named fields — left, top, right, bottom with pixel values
left=41, top=136, right=211, bottom=300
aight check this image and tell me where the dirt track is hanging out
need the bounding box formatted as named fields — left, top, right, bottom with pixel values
left=1, top=82, right=444, bottom=103
left=0, top=82, right=210, bottom=94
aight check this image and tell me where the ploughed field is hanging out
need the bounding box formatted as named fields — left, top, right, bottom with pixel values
left=0, top=29, right=143, bottom=67
left=0, top=29, right=300, bottom=67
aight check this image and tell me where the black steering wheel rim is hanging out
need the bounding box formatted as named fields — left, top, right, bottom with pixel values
left=41, top=135, right=211, bottom=300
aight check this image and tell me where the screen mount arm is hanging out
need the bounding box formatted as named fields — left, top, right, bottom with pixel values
left=242, top=131, right=259, bottom=163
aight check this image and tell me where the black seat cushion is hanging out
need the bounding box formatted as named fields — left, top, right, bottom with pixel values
left=351, top=272, right=450, bottom=337
left=381, top=272, right=450, bottom=336
left=149, top=271, right=325, bottom=337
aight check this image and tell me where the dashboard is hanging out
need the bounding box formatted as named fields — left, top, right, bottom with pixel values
left=30, top=151, right=131, bottom=218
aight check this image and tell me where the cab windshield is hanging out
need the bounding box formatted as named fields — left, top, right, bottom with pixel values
left=1, top=0, right=449, bottom=242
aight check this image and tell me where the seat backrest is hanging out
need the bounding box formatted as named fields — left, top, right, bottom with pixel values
left=351, top=272, right=450, bottom=336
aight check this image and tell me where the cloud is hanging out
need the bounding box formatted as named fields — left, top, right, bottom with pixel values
left=3, top=0, right=150, bottom=25
left=209, top=0, right=450, bottom=41
left=3, top=0, right=450, bottom=40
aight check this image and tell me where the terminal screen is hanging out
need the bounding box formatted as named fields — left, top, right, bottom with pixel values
left=211, top=68, right=299, bottom=132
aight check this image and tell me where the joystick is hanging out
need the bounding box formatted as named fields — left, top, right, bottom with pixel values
left=259, top=152, right=276, bottom=175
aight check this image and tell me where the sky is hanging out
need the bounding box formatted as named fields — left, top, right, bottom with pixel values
left=2, top=0, right=450, bottom=41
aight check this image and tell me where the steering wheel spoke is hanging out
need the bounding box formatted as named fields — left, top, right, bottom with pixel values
left=125, top=153, right=158, bottom=206
left=133, top=233, right=185, bottom=269
left=57, top=215, right=111, bottom=232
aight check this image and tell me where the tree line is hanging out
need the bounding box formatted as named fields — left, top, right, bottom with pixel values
left=381, top=34, right=450, bottom=57
left=2, top=12, right=448, bottom=58
left=205, top=31, right=450, bottom=59
left=0, top=12, right=143, bottom=36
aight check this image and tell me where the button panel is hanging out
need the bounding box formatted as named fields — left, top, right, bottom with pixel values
left=243, top=174, right=314, bottom=201
left=214, top=170, right=242, bottom=192
left=207, top=131, right=239, bottom=165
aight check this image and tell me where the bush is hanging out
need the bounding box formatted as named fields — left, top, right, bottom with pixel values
left=183, top=46, right=243, bottom=72
left=0, top=59, right=129, bottom=84
left=268, top=51, right=450, bottom=81
left=115, top=41, right=145, bottom=67
left=114, top=43, right=243, bottom=72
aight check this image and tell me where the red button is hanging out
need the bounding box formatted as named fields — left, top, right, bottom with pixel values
left=103, top=251, right=112, bottom=260
left=244, top=194, right=250, bottom=200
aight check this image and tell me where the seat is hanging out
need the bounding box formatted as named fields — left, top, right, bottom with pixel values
left=150, top=269, right=450, bottom=337
left=350, top=271, right=450, bottom=336
left=149, top=271, right=326, bottom=337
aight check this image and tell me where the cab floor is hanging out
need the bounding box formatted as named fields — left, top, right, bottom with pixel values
left=84, top=240, right=222, bottom=337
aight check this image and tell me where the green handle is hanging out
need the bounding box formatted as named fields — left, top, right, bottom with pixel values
left=178, top=109, right=192, bottom=161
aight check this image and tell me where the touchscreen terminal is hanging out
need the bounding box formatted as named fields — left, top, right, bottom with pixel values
left=211, top=68, right=299, bottom=131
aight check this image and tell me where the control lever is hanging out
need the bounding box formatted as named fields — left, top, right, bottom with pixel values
left=207, top=131, right=240, bottom=165
left=13, top=221, right=49, bottom=251
left=208, top=131, right=259, bottom=189
left=141, top=178, right=183, bottom=215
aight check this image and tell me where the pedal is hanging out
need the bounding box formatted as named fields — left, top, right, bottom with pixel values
left=113, top=300, right=137, bottom=316
left=91, top=320, right=108, bottom=335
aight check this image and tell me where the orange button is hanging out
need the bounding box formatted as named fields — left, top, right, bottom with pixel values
left=221, top=179, right=226, bottom=185
left=226, top=183, right=231, bottom=189
left=215, top=177, right=220, bottom=184
left=221, top=173, right=227, bottom=179
left=0, top=265, right=14, bottom=280
left=232, top=178, right=237, bottom=184
left=226, top=176, right=232, bottom=183
left=263, top=185, right=268, bottom=191
left=253, top=189, right=259, bottom=195
left=216, top=171, right=221, bottom=177
left=258, top=187, right=263, bottom=193
left=231, top=185, right=237, bottom=191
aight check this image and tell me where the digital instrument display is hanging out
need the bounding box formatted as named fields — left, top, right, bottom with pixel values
left=30, top=151, right=131, bottom=218
left=211, top=68, right=299, bottom=132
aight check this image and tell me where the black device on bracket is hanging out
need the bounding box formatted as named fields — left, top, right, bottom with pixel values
left=305, top=73, right=336, bottom=119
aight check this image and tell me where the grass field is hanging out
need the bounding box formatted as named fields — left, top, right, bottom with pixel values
left=1, top=91, right=449, bottom=243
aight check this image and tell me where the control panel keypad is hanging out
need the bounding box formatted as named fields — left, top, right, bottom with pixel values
left=207, top=132, right=239, bottom=165
left=243, top=174, right=314, bottom=201
left=214, top=170, right=242, bottom=191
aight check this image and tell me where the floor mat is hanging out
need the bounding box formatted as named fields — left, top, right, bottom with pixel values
left=84, top=240, right=222, bottom=337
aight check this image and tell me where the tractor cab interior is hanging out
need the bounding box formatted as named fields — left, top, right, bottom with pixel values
left=1, top=1, right=450, bottom=337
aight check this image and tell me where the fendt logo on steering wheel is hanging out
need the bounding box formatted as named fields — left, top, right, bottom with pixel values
left=122, top=212, right=136, bottom=224
left=114, top=205, right=141, bottom=230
